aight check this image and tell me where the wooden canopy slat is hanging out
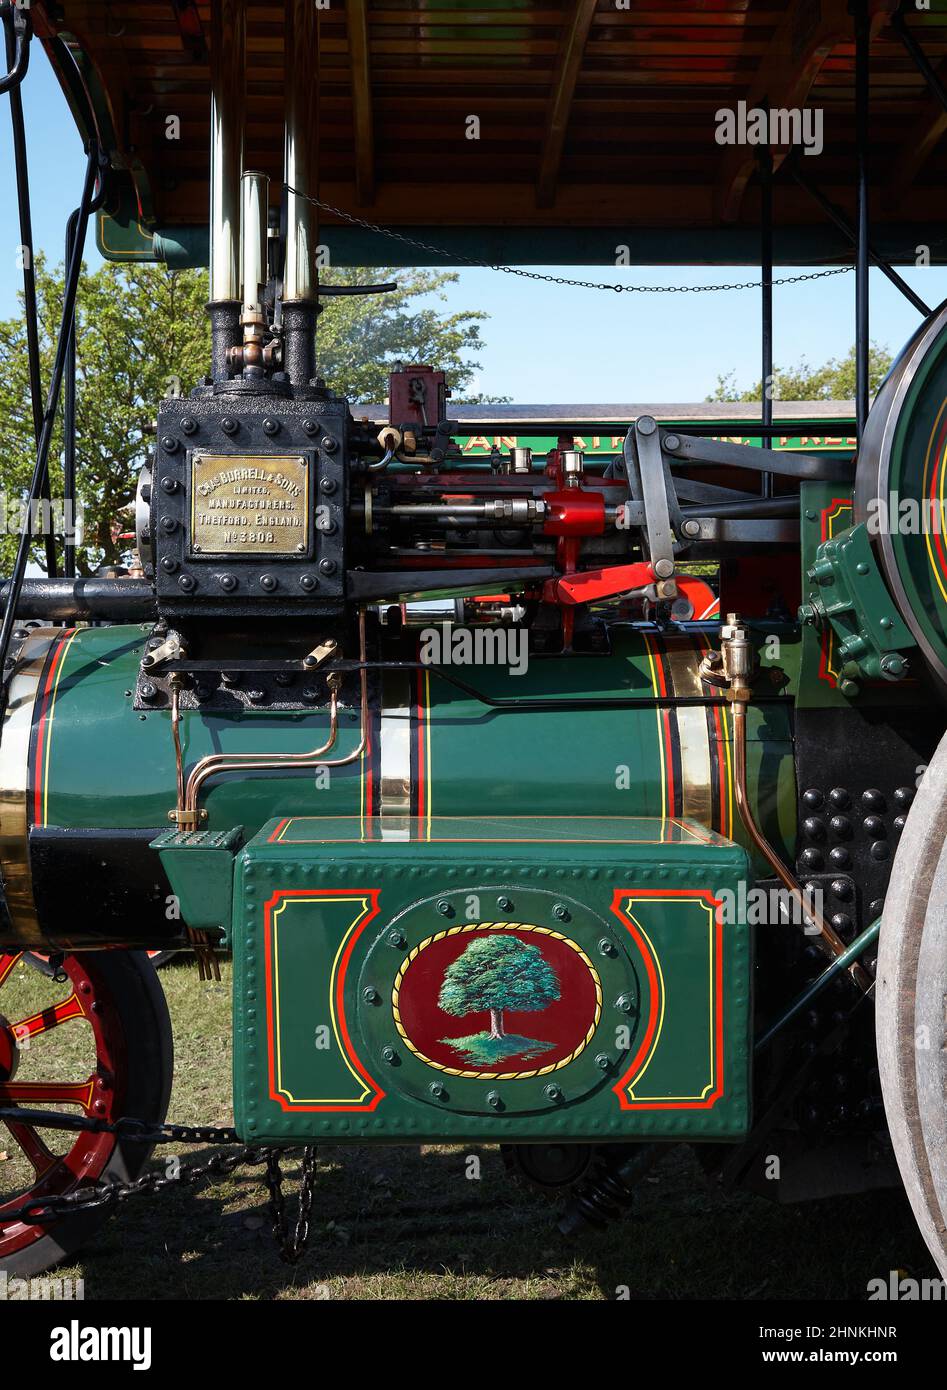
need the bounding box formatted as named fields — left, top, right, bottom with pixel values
left=29, top=1, right=947, bottom=265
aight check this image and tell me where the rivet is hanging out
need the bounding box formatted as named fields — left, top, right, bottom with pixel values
left=160, top=476, right=178, bottom=494
left=180, top=416, right=197, bottom=435
left=177, top=574, right=195, bottom=592
left=160, top=516, right=177, bottom=534
left=220, top=417, right=238, bottom=435
left=160, top=556, right=178, bottom=573
left=321, top=436, right=338, bottom=454
left=161, top=435, right=179, bottom=453
left=302, top=419, right=318, bottom=436
left=263, top=418, right=279, bottom=436
left=218, top=574, right=237, bottom=592
left=320, top=477, right=338, bottom=495
left=319, top=558, right=337, bottom=576
left=259, top=573, right=277, bottom=592
left=299, top=574, right=318, bottom=591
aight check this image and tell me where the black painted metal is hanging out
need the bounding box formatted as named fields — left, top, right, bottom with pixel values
left=788, top=159, right=930, bottom=317
left=0, top=0, right=30, bottom=96
left=207, top=301, right=241, bottom=384
left=759, top=148, right=774, bottom=500
left=854, top=0, right=870, bottom=439
left=892, top=8, right=947, bottom=119
left=3, top=3, right=56, bottom=580
left=0, top=576, right=156, bottom=621
left=282, top=302, right=317, bottom=388
left=0, top=141, right=100, bottom=678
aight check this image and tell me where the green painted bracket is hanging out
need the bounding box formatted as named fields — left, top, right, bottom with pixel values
left=799, top=522, right=916, bottom=694
left=151, top=826, right=244, bottom=947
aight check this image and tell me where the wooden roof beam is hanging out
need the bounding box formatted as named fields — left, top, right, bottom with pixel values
left=346, top=0, right=375, bottom=205
left=714, top=0, right=896, bottom=224
left=536, top=0, right=598, bottom=208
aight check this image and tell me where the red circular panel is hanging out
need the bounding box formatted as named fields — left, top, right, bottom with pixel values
left=395, top=926, right=601, bottom=1076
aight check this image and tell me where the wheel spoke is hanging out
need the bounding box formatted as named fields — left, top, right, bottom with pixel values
left=7, top=992, right=85, bottom=1044
left=0, top=954, right=23, bottom=990
left=0, top=1078, right=96, bottom=1111
left=2, top=1118, right=59, bottom=1178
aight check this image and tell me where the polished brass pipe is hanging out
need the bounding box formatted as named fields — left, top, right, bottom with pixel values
left=731, top=699, right=871, bottom=992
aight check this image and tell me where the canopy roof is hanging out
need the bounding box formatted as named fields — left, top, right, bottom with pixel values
left=31, top=1, right=947, bottom=266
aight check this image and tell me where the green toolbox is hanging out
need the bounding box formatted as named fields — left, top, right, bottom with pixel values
left=217, top=815, right=753, bottom=1145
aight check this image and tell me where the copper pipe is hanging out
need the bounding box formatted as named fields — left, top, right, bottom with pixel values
left=183, top=610, right=369, bottom=819
left=731, top=700, right=871, bottom=992
left=170, top=680, right=185, bottom=815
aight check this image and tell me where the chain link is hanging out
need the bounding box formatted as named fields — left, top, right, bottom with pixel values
left=263, top=1146, right=318, bottom=1264
left=0, top=1105, right=316, bottom=1262
left=285, top=186, right=854, bottom=294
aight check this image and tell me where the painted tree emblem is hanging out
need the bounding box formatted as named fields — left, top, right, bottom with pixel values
left=437, top=933, right=561, bottom=1066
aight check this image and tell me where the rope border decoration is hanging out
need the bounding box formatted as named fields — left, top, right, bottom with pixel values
left=391, top=921, right=604, bottom=1080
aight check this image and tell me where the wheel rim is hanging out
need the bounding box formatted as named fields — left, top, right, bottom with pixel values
left=0, top=952, right=127, bottom=1259
left=876, top=735, right=947, bottom=1278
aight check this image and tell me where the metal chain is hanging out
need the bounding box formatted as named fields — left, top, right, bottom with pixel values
left=0, top=1105, right=317, bottom=1262
left=285, top=185, right=854, bottom=294
left=263, top=1145, right=318, bottom=1264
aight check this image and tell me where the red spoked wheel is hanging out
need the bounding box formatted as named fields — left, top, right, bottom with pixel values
left=0, top=949, right=173, bottom=1277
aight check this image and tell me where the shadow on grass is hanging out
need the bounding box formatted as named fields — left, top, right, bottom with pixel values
left=70, top=1141, right=938, bottom=1302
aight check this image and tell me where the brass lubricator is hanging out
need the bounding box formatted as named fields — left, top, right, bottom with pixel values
left=701, top=613, right=872, bottom=993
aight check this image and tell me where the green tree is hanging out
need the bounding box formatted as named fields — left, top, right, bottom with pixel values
left=708, top=342, right=894, bottom=403
left=0, top=259, right=496, bottom=575
left=438, top=935, right=560, bottom=1040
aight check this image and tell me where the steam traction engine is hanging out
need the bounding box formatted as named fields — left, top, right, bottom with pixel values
left=0, top=0, right=946, bottom=1283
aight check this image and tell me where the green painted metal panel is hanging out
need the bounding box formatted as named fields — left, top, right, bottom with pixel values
left=232, top=816, right=752, bottom=1144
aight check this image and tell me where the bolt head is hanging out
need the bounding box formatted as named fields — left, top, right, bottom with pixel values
left=552, top=903, right=570, bottom=921
left=436, top=899, right=453, bottom=917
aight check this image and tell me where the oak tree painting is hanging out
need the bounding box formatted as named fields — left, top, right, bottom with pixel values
left=437, top=934, right=561, bottom=1065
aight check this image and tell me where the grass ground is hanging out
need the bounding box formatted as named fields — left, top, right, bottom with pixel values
left=2, top=955, right=939, bottom=1301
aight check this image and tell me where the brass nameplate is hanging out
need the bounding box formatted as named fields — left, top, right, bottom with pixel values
left=190, top=454, right=310, bottom=557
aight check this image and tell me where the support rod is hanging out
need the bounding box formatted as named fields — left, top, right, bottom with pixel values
left=0, top=143, right=99, bottom=676
left=282, top=0, right=320, bottom=387
left=3, top=4, right=55, bottom=578
left=759, top=147, right=774, bottom=500
left=891, top=8, right=947, bottom=118
left=789, top=160, right=930, bottom=316
left=853, top=0, right=870, bottom=440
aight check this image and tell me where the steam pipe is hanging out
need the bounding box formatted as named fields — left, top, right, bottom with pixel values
left=282, top=0, right=319, bottom=387
left=209, top=0, right=246, bottom=379
left=0, top=577, right=156, bottom=622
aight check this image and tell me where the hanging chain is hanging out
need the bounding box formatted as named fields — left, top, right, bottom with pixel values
left=285, top=185, right=854, bottom=294
left=0, top=1105, right=317, bottom=1262
left=263, top=1146, right=318, bottom=1264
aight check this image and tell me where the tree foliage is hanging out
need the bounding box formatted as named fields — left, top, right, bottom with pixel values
left=708, top=342, right=894, bottom=404
left=0, top=259, right=496, bottom=575
left=438, top=935, right=560, bottom=1019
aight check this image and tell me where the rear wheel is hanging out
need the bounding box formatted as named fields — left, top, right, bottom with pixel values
left=0, top=949, right=173, bottom=1277
left=876, top=732, right=947, bottom=1277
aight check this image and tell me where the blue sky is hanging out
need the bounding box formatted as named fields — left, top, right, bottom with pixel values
left=4, top=52, right=947, bottom=404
